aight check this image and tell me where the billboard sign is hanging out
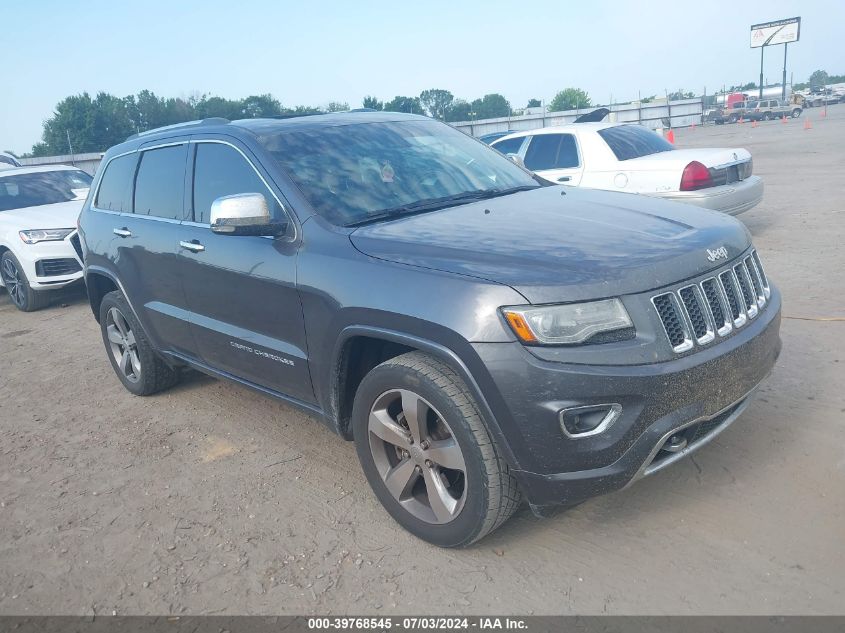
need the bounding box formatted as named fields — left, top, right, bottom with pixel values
left=750, top=17, right=801, bottom=48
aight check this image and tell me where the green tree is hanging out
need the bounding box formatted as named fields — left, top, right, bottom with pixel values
left=384, top=96, right=423, bottom=114
left=526, top=98, right=541, bottom=108
left=192, top=95, right=243, bottom=120
left=470, top=94, right=510, bottom=119
left=362, top=96, right=383, bottom=110
left=326, top=101, right=349, bottom=112
left=667, top=89, right=695, bottom=100
left=419, top=89, right=454, bottom=119
left=445, top=99, right=472, bottom=122
left=240, top=94, right=283, bottom=118
left=548, top=88, right=591, bottom=112
left=809, top=70, right=830, bottom=87
left=39, top=92, right=133, bottom=155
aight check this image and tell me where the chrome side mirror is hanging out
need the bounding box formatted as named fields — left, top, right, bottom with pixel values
left=210, top=193, right=285, bottom=236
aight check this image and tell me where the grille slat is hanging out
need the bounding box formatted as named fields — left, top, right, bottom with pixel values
left=653, top=293, right=690, bottom=351
left=679, top=286, right=710, bottom=341
left=653, top=250, right=770, bottom=353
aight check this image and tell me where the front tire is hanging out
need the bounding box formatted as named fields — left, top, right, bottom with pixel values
left=352, top=352, right=522, bottom=547
left=0, top=251, right=49, bottom=312
left=99, top=290, right=179, bottom=396
left=792, top=109, right=801, bottom=118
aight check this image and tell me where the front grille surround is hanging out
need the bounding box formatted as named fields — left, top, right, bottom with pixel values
left=652, top=249, right=770, bottom=354
left=35, top=258, right=82, bottom=278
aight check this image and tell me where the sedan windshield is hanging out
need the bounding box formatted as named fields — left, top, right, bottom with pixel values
left=257, top=119, right=540, bottom=226
left=0, top=169, right=92, bottom=212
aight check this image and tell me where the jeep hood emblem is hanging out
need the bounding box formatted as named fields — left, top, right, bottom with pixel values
left=706, top=246, right=729, bottom=262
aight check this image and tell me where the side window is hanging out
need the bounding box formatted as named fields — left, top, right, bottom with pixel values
left=524, top=134, right=579, bottom=170
left=134, top=145, right=187, bottom=220
left=94, top=153, right=138, bottom=212
left=491, top=136, right=524, bottom=156
left=192, top=142, right=282, bottom=224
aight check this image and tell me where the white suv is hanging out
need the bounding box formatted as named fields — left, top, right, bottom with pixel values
left=0, top=165, right=91, bottom=311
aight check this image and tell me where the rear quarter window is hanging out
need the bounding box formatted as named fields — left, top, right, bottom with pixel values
left=523, top=134, right=579, bottom=170
left=95, top=154, right=138, bottom=212
left=597, top=125, right=674, bottom=161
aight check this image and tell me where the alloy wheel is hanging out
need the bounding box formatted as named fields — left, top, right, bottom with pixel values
left=2, top=257, right=25, bottom=308
left=368, top=389, right=467, bottom=524
left=106, top=307, right=142, bottom=383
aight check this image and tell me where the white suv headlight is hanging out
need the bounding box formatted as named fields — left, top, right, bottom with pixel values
left=502, top=299, right=633, bottom=345
left=19, top=228, right=74, bottom=244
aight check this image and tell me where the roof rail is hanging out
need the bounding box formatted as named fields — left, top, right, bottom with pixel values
left=126, top=118, right=230, bottom=141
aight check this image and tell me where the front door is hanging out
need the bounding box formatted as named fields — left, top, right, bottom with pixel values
left=177, top=139, right=315, bottom=404
left=523, top=133, right=584, bottom=185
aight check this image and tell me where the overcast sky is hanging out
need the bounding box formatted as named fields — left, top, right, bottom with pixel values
left=1, top=0, right=841, bottom=154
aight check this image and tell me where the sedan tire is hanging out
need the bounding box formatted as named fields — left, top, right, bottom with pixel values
left=352, top=352, right=522, bottom=547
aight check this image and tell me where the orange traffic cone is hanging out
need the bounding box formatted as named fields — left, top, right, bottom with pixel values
left=666, top=129, right=675, bottom=144
left=821, top=108, right=827, bottom=118
left=804, top=118, right=812, bottom=130
left=738, top=116, right=744, bottom=124
left=691, top=122, right=697, bottom=131
left=781, top=115, right=787, bottom=123
left=752, top=119, right=758, bottom=128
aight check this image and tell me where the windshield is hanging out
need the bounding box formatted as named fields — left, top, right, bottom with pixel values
left=0, top=169, right=92, bottom=212
left=597, top=125, right=675, bottom=161
left=257, top=119, right=540, bottom=226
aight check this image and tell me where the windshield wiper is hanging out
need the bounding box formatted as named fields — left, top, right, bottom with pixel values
left=346, top=185, right=539, bottom=227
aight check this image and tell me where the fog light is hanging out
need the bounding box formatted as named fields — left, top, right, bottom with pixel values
left=559, top=404, right=622, bottom=438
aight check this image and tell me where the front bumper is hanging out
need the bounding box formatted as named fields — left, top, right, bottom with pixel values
left=651, top=175, right=763, bottom=216
left=2, top=232, right=84, bottom=291
left=472, top=285, right=781, bottom=509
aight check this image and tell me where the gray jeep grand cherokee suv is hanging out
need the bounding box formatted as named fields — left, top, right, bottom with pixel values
left=78, top=113, right=781, bottom=547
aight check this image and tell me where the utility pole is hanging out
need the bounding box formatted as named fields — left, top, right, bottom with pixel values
left=782, top=43, right=788, bottom=99
left=759, top=46, right=765, bottom=99
left=66, top=130, right=76, bottom=166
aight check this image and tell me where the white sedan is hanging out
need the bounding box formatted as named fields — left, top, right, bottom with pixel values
left=491, top=122, right=763, bottom=215
left=0, top=165, right=91, bottom=311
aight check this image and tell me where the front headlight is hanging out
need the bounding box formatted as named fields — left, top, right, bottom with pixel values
left=502, top=298, right=633, bottom=345
left=19, top=228, right=74, bottom=244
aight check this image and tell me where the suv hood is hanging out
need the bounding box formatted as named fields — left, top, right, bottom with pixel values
left=350, top=186, right=750, bottom=304
left=0, top=200, right=84, bottom=230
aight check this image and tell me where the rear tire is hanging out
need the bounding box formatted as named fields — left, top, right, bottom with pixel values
left=352, top=352, right=522, bottom=547
left=99, top=290, right=179, bottom=396
left=792, top=109, right=801, bottom=118
left=0, top=251, right=49, bottom=312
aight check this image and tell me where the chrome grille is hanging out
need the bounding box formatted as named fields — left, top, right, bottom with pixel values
left=653, top=250, right=770, bottom=353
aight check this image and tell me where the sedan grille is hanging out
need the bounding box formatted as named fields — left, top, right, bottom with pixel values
left=653, top=250, right=770, bottom=353
left=35, top=258, right=82, bottom=278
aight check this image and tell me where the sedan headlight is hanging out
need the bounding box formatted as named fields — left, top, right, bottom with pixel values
left=19, top=228, right=74, bottom=244
left=502, top=298, right=633, bottom=345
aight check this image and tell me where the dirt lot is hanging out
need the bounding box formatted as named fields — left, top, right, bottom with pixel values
left=1, top=106, right=844, bottom=616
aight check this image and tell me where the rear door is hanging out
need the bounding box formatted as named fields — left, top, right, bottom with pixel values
left=94, top=140, right=196, bottom=356
left=522, top=133, right=584, bottom=185
left=178, top=138, right=315, bottom=403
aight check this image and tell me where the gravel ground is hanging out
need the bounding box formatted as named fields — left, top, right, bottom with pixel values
left=1, top=105, right=843, bottom=616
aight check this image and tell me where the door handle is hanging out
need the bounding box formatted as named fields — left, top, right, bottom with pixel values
left=179, top=240, right=205, bottom=253
left=557, top=176, right=572, bottom=182
left=113, top=228, right=132, bottom=238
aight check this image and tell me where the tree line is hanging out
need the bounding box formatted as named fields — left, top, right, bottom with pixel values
left=19, top=87, right=594, bottom=157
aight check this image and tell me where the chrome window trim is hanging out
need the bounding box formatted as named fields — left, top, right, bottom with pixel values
left=677, top=284, right=715, bottom=346
left=190, top=139, right=298, bottom=243
left=700, top=277, right=733, bottom=338
left=651, top=292, right=694, bottom=354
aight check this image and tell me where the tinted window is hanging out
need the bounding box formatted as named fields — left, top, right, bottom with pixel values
left=257, top=120, right=538, bottom=226
left=192, top=143, right=282, bottom=224
left=0, top=169, right=93, bottom=212
left=597, top=125, right=674, bottom=161
left=523, top=134, right=579, bottom=170
left=95, top=154, right=137, bottom=212
left=491, top=136, right=524, bottom=156
left=134, top=145, right=187, bottom=220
